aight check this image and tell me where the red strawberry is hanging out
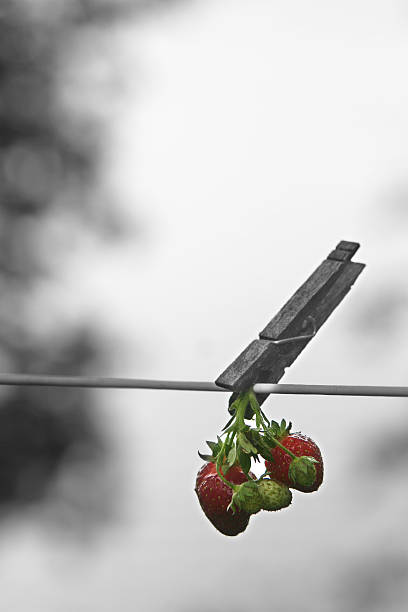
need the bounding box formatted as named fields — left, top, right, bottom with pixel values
left=195, top=463, right=253, bottom=536
left=265, top=423, right=323, bottom=493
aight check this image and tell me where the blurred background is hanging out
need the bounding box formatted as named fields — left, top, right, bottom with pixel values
left=1, top=0, right=408, bottom=610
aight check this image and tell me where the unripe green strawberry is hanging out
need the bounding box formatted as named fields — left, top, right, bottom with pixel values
left=288, top=456, right=318, bottom=489
left=230, top=480, right=263, bottom=515
left=258, top=479, right=292, bottom=511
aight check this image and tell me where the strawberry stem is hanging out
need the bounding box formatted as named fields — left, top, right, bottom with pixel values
left=235, top=393, right=249, bottom=430
left=215, top=456, right=238, bottom=491
left=247, top=389, right=297, bottom=460
left=248, top=389, right=269, bottom=429
left=213, top=393, right=256, bottom=490
left=215, top=436, right=238, bottom=490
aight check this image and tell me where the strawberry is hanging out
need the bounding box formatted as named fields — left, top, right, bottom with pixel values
left=195, top=462, right=254, bottom=536
left=230, top=480, right=263, bottom=516
left=257, top=478, right=292, bottom=511
left=265, top=421, right=323, bottom=493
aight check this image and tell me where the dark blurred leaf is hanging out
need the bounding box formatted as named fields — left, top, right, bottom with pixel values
left=0, top=0, right=186, bottom=533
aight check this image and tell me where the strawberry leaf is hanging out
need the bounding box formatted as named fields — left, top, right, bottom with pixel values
left=260, top=408, right=269, bottom=425
left=264, top=429, right=278, bottom=447
left=206, top=440, right=218, bottom=452
left=257, top=447, right=275, bottom=463
left=221, top=414, right=235, bottom=431
left=198, top=450, right=214, bottom=461
left=246, top=429, right=275, bottom=462
left=227, top=445, right=237, bottom=467
left=237, top=447, right=251, bottom=476
left=237, top=432, right=258, bottom=455
left=205, top=439, right=224, bottom=460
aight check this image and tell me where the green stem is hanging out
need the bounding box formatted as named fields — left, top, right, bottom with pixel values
left=222, top=393, right=247, bottom=435
left=214, top=390, right=269, bottom=488
left=248, top=389, right=269, bottom=429
left=235, top=393, right=249, bottom=430
left=216, top=465, right=235, bottom=489
left=247, top=389, right=296, bottom=460
left=215, top=438, right=237, bottom=490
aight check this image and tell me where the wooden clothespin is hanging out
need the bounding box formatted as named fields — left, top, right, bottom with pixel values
left=215, top=240, right=365, bottom=406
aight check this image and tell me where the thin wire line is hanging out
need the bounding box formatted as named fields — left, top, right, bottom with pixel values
left=0, top=374, right=225, bottom=391
left=0, top=373, right=407, bottom=397
left=253, top=384, right=408, bottom=398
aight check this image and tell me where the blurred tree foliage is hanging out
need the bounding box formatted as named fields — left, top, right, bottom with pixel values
left=0, top=0, right=113, bottom=524
left=0, top=0, right=183, bottom=525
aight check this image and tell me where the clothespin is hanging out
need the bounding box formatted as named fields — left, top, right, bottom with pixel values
left=215, top=240, right=365, bottom=406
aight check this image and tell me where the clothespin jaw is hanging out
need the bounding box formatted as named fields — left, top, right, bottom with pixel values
left=215, top=240, right=365, bottom=404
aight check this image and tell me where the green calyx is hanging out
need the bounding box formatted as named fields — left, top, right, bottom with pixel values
left=265, top=419, right=292, bottom=444
left=198, top=436, right=224, bottom=464
left=288, top=456, right=318, bottom=489
left=228, top=480, right=263, bottom=515
left=258, top=479, right=292, bottom=512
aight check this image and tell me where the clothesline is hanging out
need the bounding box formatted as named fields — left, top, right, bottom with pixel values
left=0, top=373, right=407, bottom=397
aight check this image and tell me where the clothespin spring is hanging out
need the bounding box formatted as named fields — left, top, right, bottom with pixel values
left=266, top=316, right=316, bottom=346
